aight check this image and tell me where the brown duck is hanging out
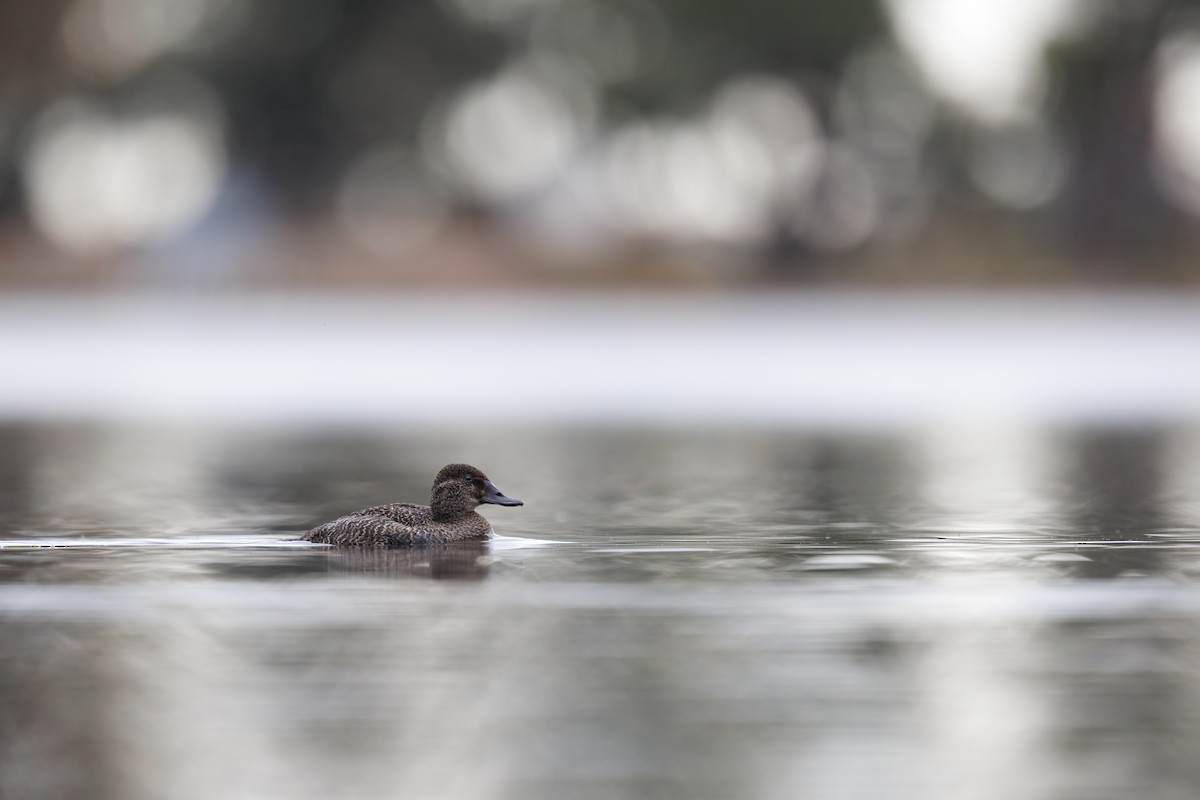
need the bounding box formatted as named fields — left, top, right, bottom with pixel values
left=303, top=463, right=523, bottom=547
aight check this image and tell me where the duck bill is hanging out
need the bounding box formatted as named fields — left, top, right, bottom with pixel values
left=481, top=479, right=523, bottom=507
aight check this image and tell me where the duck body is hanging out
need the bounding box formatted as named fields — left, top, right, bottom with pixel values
left=304, top=503, right=493, bottom=547
left=303, top=464, right=522, bottom=547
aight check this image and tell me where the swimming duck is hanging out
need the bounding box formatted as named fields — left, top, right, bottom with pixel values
left=303, top=463, right=523, bottom=547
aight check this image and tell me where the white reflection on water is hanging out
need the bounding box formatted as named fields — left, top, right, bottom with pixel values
left=0, top=536, right=317, bottom=549
left=913, top=422, right=1057, bottom=529
left=1166, top=426, right=1200, bottom=531
left=3, top=578, right=1200, bottom=799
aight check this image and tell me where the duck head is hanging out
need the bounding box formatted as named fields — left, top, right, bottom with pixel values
left=430, top=463, right=523, bottom=521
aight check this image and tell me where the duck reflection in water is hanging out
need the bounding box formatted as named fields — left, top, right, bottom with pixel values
left=329, top=540, right=492, bottom=581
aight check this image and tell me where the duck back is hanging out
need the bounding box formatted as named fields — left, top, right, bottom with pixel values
left=303, top=503, right=492, bottom=547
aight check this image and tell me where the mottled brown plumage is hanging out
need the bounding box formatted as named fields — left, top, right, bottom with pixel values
left=303, top=464, right=523, bottom=547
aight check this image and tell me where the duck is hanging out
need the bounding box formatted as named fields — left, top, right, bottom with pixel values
left=303, top=463, right=523, bottom=547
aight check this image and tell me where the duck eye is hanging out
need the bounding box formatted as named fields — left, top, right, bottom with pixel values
left=463, top=475, right=475, bottom=483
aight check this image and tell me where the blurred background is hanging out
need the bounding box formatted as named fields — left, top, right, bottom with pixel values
left=4, top=0, right=1200, bottom=425
left=7, top=4, right=1200, bottom=800
left=1, top=0, right=1199, bottom=290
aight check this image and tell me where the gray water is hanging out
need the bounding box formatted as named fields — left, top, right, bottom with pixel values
left=4, top=421, right=1200, bottom=800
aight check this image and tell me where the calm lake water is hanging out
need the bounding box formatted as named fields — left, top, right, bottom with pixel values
left=3, top=421, right=1200, bottom=800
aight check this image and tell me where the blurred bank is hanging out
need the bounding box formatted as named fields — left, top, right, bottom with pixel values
left=1, top=0, right=1200, bottom=289
left=2, top=291, right=1199, bottom=426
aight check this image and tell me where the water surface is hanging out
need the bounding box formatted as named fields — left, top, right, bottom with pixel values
left=3, top=422, right=1200, bottom=800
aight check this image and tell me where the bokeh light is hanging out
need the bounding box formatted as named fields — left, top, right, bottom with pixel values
left=1154, top=31, right=1200, bottom=217
left=886, top=0, right=1080, bottom=125
left=432, top=57, right=595, bottom=202
left=795, top=142, right=880, bottom=251
left=23, top=92, right=225, bottom=254
left=966, top=123, right=1066, bottom=210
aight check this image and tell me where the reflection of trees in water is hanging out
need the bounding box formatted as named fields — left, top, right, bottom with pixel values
left=1032, top=615, right=1200, bottom=795
left=1067, top=426, right=1166, bottom=534
left=2, top=424, right=243, bottom=537
left=545, top=428, right=777, bottom=534
left=0, top=425, right=34, bottom=535
left=0, top=623, right=123, bottom=800
left=207, top=431, right=447, bottom=529
left=1063, top=425, right=1168, bottom=577
left=795, top=433, right=916, bottom=527
left=552, top=428, right=916, bottom=539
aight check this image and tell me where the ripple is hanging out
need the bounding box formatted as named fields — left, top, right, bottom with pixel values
left=799, top=553, right=898, bottom=571
left=0, top=535, right=321, bottom=549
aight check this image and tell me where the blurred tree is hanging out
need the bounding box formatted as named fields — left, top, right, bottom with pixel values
left=0, top=1, right=73, bottom=217
left=3, top=0, right=1200, bottom=283
left=1048, top=1, right=1184, bottom=275
left=611, top=0, right=886, bottom=113
left=201, top=0, right=507, bottom=213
